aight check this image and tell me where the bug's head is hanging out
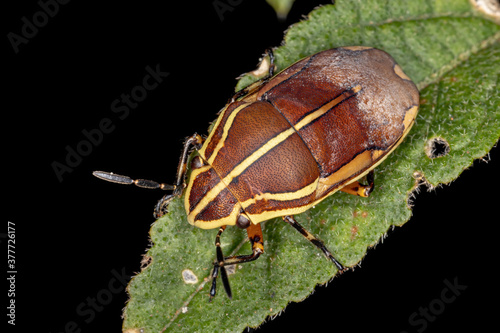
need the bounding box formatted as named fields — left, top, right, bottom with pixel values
left=184, top=156, right=251, bottom=230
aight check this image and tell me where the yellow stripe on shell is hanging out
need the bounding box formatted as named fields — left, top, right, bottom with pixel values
left=188, top=126, right=298, bottom=226
left=294, top=85, right=362, bottom=131
left=187, top=83, right=416, bottom=229
left=240, top=177, right=319, bottom=209
left=393, top=64, right=412, bottom=81
left=340, top=46, right=373, bottom=51
left=241, top=177, right=319, bottom=224
left=207, top=103, right=250, bottom=165
left=185, top=165, right=243, bottom=229
left=188, top=85, right=365, bottom=228
left=246, top=204, right=316, bottom=224
left=194, top=202, right=242, bottom=229
left=315, top=103, right=418, bottom=201
left=184, top=164, right=212, bottom=224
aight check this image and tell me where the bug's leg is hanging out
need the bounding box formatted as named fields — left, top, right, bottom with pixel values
left=340, top=170, right=375, bottom=197
left=172, top=133, right=204, bottom=195
left=283, top=215, right=344, bottom=272
left=210, top=226, right=231, bottom=301
left=154, top=133, right=204, bottom=217
left=223, top=223, right=264, bottom=265
left=264, top=48, right=276, bottom=77
left=153, top=194, right=177, bottom=219
left=93, top=133, right=204, bottom=218
left=230, top=48, right=276, bottom=103
left=209, top=223, right=264, bottom=300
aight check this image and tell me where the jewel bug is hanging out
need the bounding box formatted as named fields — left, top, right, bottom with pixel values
left=94, top=46, right=419, bottom=300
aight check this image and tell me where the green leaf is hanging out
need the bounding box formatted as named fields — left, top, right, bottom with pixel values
left=123, top=1, right=500, bottom=332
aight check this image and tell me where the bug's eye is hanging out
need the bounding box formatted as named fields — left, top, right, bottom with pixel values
left=236, top=213, right=251, bottom=229
left=191, top=156, right=205, bottom=169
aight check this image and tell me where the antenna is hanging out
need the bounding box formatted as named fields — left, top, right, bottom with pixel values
left=92, top=171, right=176, bottom=191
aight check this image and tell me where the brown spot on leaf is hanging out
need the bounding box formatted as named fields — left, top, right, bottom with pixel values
left=350, top=225, right=359, bottom=240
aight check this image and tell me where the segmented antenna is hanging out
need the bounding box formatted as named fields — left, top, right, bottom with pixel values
left=92, top=171, right=176, bottom=191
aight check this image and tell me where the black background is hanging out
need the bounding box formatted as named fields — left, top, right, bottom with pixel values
left=5, top=1, right=498, bottom=332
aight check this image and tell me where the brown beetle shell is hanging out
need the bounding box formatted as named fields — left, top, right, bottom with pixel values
left=185, top=47, right=419, bottom=229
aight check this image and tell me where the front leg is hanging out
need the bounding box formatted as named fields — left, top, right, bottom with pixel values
left=230, top=48, right=276, bottom=103
left=172, top=133, right=204, bottom=194
left=154, top=133, right=204, bottom=217
left=93, top=133, right=204, bottom=218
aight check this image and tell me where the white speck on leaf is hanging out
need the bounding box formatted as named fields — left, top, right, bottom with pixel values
left=182, top=269, right=198, bottom=284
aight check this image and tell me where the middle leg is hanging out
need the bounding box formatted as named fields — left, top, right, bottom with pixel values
left=209, top=223, right=264, bottom=300
left=340, top=170, right=375, bottom=197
